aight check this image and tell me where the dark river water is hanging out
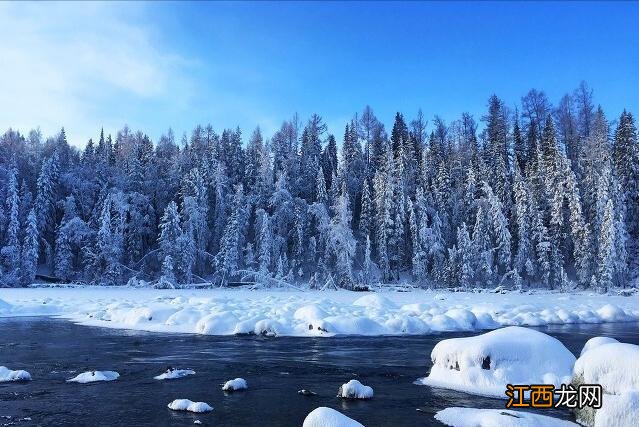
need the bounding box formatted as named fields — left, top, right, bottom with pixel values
left=1, top=318, right=638, bottom=426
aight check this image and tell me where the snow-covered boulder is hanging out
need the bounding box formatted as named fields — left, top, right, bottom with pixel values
left=302, top=407, right=364, bottom=427
left=154, top=368, right=195, bottom=380
left=0, top=366, right=31, bottom=382
left=435, top=407, right=578, bottom=426
left=417, top=326, right=575, bottom=397
left=579, top=336, right=620, bottom=356
left=167, top=399, right=213, bottom=413
left=337, top=379, right=373, bottom=399
left=594, top=391, right=639, bottom=427
left=572, top=341, right=639, bottom=426
left=67, top=370, right=119, bottom=383
left=222, top=377, right=247, bottom=391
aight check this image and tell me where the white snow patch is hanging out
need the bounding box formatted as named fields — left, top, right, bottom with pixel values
left=594, top=391, right=639, bottom=427
left=67, top=370, right=119, bottom=383
left=337, top=379, right=373, bottom=399
left=1, top=287, right=638, bottom=337
left=417, top=326, right=575, bottom=398
left=167, top=399, right=213, bottom=413
left=302, top=407, right=364, bottom=427
left=222, top=377, right=247, bottom=391
left=579, top=336, right=619, bottom=356
left=154, top=368, right=195, bottom=380
left=434, top=407, right=578, bottom=426
left=573, top=342, right=639, bottom=394
left=0, top=366, right=31, bottom=382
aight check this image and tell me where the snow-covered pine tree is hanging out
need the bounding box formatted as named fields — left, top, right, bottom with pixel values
left=21, top=209, right=39, bottom=286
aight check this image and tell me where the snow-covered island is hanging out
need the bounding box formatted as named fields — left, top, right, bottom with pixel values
left=0, top=287, right=637, bottom=337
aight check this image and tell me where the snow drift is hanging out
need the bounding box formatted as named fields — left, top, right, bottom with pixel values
left=434, top=407, right=578, bottom=426
left=417, top=326, right=575, bottom=397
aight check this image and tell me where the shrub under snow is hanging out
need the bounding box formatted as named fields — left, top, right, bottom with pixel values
left=417, top=326, right=575, bottom=397
left=67, top=370, right=119, bottom=383
left=0, top=366, right=31, bottom=382
left=302, top=407, right=364, bottom=427
left=222, top=377, right=248, bottom=391
left=337, top=379, right=373, bottom=399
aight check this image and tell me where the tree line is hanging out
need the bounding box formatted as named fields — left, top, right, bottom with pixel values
left=1, top=82, right=637, bottom=290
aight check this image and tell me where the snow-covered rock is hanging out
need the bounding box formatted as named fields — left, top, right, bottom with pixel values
left=573, top=342, right=639, bottom=395
left=417, top=326, right=575, bottom=397
left=579, top=336, right=619, bottom=356
left=594, top=391, right=639, bottom=427
left=154, top=368, right=195, bottom=380
left=222, top=377, right=247, bottom=391
left=167, top=399, right=213, bottom=413
left=302, top=407, right=364, bottom=427
left=0, top=366, right=31, bottom=382
left=67, top=370, right=119, bottom=383
left=434, top=407, right=578, bottom=426
left=337, top=379, right=373, bottom=399
left=572, top=341, right=639, bottom=426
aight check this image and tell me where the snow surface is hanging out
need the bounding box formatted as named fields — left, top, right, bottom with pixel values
left=573, top=342, right=639, bottom=395
left=66, top=370, right=119, bottom=383
left=594, top=391, right=639, bottom=427
left=302, top=407, right=364, bottom=427
left=222, top=377, right=247, bottom=391
left=337, top=379, right=373, bottom=399
left=434, top=407, right=578, bottom=427
left=579, top=336, right=619, bottom=356
left=1, top=287, right=638, bottom=337
left=417, top=326, right=575, bottom=398
left=0, top=366, right=31, bottom=382
left=167, top=399, right=213, bottom=413
left=154, top=368, right=195, bottom=380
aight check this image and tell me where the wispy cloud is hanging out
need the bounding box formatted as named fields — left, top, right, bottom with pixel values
left=0, top=2, right=191, bottom=146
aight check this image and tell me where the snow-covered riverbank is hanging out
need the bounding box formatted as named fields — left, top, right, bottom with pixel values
left=0, top=287, right=637, bottom=337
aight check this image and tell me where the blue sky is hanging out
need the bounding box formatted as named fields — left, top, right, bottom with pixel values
left=1, top=1, right=638, bottom=147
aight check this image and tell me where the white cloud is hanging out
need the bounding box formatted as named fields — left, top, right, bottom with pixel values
left=0, top=2, right=190, bottom=147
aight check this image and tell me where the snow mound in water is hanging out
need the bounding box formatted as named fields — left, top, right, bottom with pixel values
left=0, top=366, right=31, bottom=382
left=222, top=377, right=247, bottom=391
left=594, top=391, right=639, bottom=427
left=302, top=407, right=364, bottom=427
left=435, top=407, right=578, bottom=426
left=417, top=326, right=575, bottom=397
left=67, top=370, right=119, bottom=383
left=154, top=368, right=195, bottom=380
left=573, top=342, right=639, bottom=394
left=580, top=336, right=619, bottom=356
left=167, top=399, right=213, bottom=413
left=337, top=379, right=373, bottom=399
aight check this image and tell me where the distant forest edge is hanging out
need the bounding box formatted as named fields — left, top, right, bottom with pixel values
left=1, top=82, right=638, bottom=290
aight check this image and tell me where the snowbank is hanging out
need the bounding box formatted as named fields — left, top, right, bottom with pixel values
left=337, top=379, right=373, bottom=399
left=154, top=368, right=195, bottom=380
left=302, top=407, right=364, bottom=427
left=434, top=407, right=578, bottom=426
left=167, top=399, right=213, bottom=413
left=222, top=377, right=247, bottom=391
left=0, top=366, right=31, bottom=382
left=594, top=391, right=639, bottom=427
left=417, top=326, right=575, bottom=397
left=67, top=370, right=119, bottom=383
left=0, top=287, right=638, bottom=337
